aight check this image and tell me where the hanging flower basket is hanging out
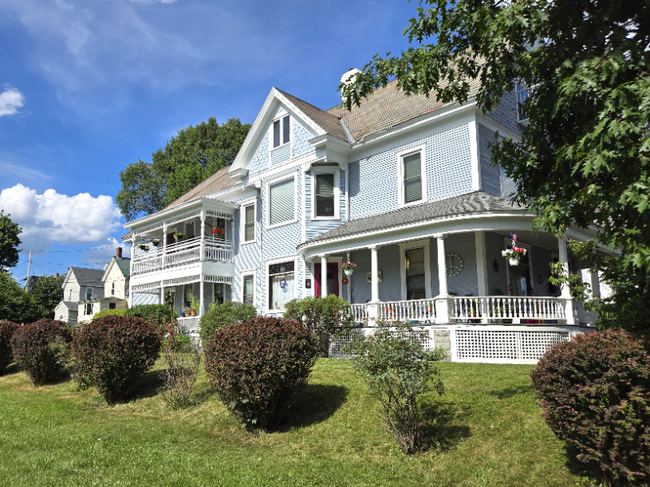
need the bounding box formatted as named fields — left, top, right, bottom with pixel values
left=151, top=238, right=160, bottom=247
left=137, top=244, right=150, bottom=252
left=502, top=247, right=527, bottom=266
left=174, top=233, right=185, bottom=242
left=211, top=226, right=225, bottom=236
left=339, top=261, right=356, bottom=276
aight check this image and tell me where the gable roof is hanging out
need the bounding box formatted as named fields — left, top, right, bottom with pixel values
left=67, top=267, right=105, bottom=287
left=275, top=89, right=349, bottom=141
left=103, top=257, right=131, bottom=280
left=300, top=191, right=524, bottom=248
left=164, top=165, right=237, bottom=209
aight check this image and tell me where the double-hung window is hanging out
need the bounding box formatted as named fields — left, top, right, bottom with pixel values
left=268, top=176, right=295, bottom=227
left=398, top=147, right=426, bottom=206
left=315, top=174, right=335, bottom=217
left=242, top=274, right=255, bottom=306
left=268, top=261, right=294, bottom=310
left=241, top=202, right=256, bottom=243
left=273, top=115, right=290, bottom=148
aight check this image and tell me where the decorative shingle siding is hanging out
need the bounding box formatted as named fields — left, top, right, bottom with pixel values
left=271, top=144, right=291, bottom=166
left=292, top=120, right=315, bottom=159
left=478, top=124, right=501, bottom=196
left=487, top=91, right=523, bottom=136
left=349, top=122, right=473, bottom=220
left=249, top=133, right=269, bottom=175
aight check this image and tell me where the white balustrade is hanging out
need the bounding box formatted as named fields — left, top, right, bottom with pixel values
left=378, top=298, right=436, bottom=322
left=350, top=304, right=368, bottom=324
left=450, top=296, right=567, bottom=323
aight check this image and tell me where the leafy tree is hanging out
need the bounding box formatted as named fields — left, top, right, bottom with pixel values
left=342, top=0, right=650, bottom=330
left=117, top=117, right=251, bottom=221
left=0, top=211, right=21, bottom=271
left=0, top=273, right=32, bottom=323
left=28, top=275, right=64, bottom=321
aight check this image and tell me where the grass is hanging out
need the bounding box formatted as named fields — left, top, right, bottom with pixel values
left=0, top=359, right=599, bottom=487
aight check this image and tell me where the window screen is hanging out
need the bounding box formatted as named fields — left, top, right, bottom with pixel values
left=269, top=178, right=295, bottom=226
left=315, top=174, right=335, bottom=217
left=403, top=152, right=422, bottom=203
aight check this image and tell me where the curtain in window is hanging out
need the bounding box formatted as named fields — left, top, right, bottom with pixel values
left=316, top=174, right=335, bottom=216
left=270, top=275, right=294, bottom=309
left=403, top=152, right=422, bottom=203
left=270, top=178, right=295, bottom=225
left=244, top=205, right=255, bottom=241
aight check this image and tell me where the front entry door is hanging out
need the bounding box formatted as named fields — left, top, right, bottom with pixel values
left=314, top=263, right=339, bottom=297
left=508, top=253, right=532, bottom=296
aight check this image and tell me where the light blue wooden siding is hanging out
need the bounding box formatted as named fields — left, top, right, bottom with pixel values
left=487, top=91, right=523, bottom=136
left=292, top=120, right=315, bottom=159
left=478, top=124, right=501, bottom=196
left=349, top=249, right=370, bottom=304
left=249, top=133, right=269, bottom=175
left=485, top=231, right=509, bottom=295
left=304, top=170, right=346, bottom=241
left=271, top=144, right=290, bottom=166
left=231, top=193, right=263, bottom=312
left=443, top=233, right=478, bottom=296
left=349, top=122, right=473, bottom=220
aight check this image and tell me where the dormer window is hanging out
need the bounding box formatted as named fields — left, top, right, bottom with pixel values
left=273, top=115, right=290, bottom=148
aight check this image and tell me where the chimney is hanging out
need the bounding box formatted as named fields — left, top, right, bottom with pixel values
left=55, top=273, right=59, bottom=278
left=116, top=247, right=123, bottom=259
left=340, top=68, right=361, bottom=101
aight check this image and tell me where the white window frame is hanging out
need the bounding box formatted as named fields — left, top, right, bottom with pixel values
left=311, top=167, right=341, bottom=220
left=272, top=114, right=291, bottom=149
left=241, top=270, right=257, bottom=307
left=266, top=173, right=298, bottom=229
left=239, top=198, right=257, bottom=245
left=265, top=255, right=298, bottom=314
left=399, top=239, right=432, bottom=300
left=396, top=144, right=427, bottom=208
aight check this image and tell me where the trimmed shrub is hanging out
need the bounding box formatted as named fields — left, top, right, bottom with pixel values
left=283, top=295, right=355, bottom=357
left=199, top=301, right=256, bottom=346
left=72, top=315, right=161, bottom=404
left=204, top=317, right=318, bottom=430
left=530, top=329, right=650, bottom=484
left=349, top=322, right=445, bottom=454
left=10, top=319, right=73, bottom=386
left=0, top=320, right=19, bottom=375
left=93, top=308, right=127, bottom=320
left=125, top=304, right=175, bottom=328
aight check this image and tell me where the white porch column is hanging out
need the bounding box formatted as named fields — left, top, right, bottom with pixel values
left=346, top=251, right=352, bottom=304
left=162, top=222, right=167, bottom=268
left=200, top=209, right=206, bottom=261
left=558, top=237, right=575, bottom=325
left=199, top=277, right=205, bottom=317
left=320, top=254, right=328, bottom=297
left=434, top=234, right=450, bottom=324
left=475, top=231, right=489, bottom=323
left=370, top=245, right=379, bottom=302
left=160, top=281, right=164, bottom=305
left=128, top=237, right=134, bottom=308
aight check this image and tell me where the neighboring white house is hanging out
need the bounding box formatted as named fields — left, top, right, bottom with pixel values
left=123, top=71, right=603, bottom=363
left=54, top=267, right=105, bottom=325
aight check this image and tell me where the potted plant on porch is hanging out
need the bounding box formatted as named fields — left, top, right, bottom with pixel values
left=339, top=261, right=357, bottom=276
left=502, top=246, right=527, bottom=266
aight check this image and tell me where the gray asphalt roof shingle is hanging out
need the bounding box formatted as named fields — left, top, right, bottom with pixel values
left=69, top=267, right=105, bottom=286
left=301, top=191, right=525, bottom=247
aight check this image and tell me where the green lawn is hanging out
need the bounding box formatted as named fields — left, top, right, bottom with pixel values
left=0, top=359, right=597, bottom=487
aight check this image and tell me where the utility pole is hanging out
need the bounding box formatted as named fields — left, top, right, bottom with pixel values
left=25, top=250, right=32, bottom=291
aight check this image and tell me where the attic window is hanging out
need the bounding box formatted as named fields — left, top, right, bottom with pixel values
left=273, top=115, right=290, bottom=148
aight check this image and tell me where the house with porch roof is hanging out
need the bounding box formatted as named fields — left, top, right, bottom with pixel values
left=123, top=70, right=602, bottom=363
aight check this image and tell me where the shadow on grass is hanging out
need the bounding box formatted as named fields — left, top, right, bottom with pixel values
left=487, top=384, right=535, bottom=399
left=279, top=384, right=349, bottom=430
left=419, top=400, right=471, bottom=452
left=121, top=369, right=166, bottom=402
left=0, top=363, right=20, bottom=376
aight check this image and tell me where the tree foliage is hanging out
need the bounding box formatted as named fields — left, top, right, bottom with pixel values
left=117, top=117, right=251, bottom=221
left=28, top=275, right=64, bottom=321
left=342, top=0, right=650, bottom=330
left=0, top=211, right=21, bottom=271
left=0, top=273, right=32, bottom=323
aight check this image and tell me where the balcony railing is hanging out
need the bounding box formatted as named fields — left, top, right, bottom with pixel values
left=379, top=298, right=436, bottom=322
left=132, top=236, right=233, bottom=276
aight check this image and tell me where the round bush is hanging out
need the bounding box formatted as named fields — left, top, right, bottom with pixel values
left=204, top=317, right=318, bottom=431
left=72, top=315, right=161, bottom=404
left=0, top=320, right=19, bottom=375
left=11, top=319, right=73, bottom=386
left=125, top=304, right=175, bottom=328
left=93, top=308, right=127, bottom=320
left=199, top=301, right=256, bottom=346
left=530, top=329, right=650, bottom=484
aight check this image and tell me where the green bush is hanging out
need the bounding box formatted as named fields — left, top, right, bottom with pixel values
left=204, top=317, right=318, bottom=431
left=530, top=329, right=650, bottom=484
left=199, top=301, right=256, bottom=346
left=0, top=320, right=19, bottom=375
left=10, top=319, right=73, bottom=386
left=72, top=315, right=161, bottom=404
left=283, top=295, right=355, bottom=357
left=125, top=304, right=175, bottom=328
left=93, top=308, right=127, bottom=320
left=349, top=322, right=445, bottom=454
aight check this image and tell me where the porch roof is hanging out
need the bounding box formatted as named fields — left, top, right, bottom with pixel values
left=299, top=191, right=525, bottom=249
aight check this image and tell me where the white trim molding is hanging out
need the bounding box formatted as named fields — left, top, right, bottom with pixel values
left=310, top=166, right=341, bottom=220
left=239, top=198, right=257, bottom=245
left=265, top=172, right=298, bottom=230
left=399, top=239, right=432, bottom=300
left=396, top=144, right=427, bottom=208
left=264, top=254, right=299, bottom=314
left=240, top=270, right=257, bottom=307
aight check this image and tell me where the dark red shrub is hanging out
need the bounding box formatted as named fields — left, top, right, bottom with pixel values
left=0, top=320, right=19, bottom=375
left=530, top=329, right=650, bottom=484
left=10, top=319, right=73, bottom=386
left=72, top=315, right=161, bottom=404
left=204, top=317, right=318, bottom=431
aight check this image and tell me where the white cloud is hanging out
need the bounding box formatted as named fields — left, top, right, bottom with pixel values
left=83, top=237, right=131, bottom=267
left=0, top=184, right=122, bottom=253
left=0, top=86, right=25, bottom=116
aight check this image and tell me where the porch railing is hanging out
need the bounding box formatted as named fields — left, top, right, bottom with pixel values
left=131, top=236, right=233, bottom=276
left=451, top=296, right=566, bottom=323
left=379, top=298, right=436, bottom=322
left=350, top=304, right=368, bottom=324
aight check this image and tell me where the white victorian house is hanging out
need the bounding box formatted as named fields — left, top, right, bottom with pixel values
left=123, top=71, right=603, bottom=363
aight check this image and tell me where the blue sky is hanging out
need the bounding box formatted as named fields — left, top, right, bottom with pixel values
left=0, top=0, right=416, bottom=282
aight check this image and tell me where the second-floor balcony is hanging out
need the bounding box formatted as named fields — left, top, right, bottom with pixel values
left=132, top=236, right=233, bottom=276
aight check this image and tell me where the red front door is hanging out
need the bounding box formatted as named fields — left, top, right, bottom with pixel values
left=314, top=263, right=339, bottom=297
